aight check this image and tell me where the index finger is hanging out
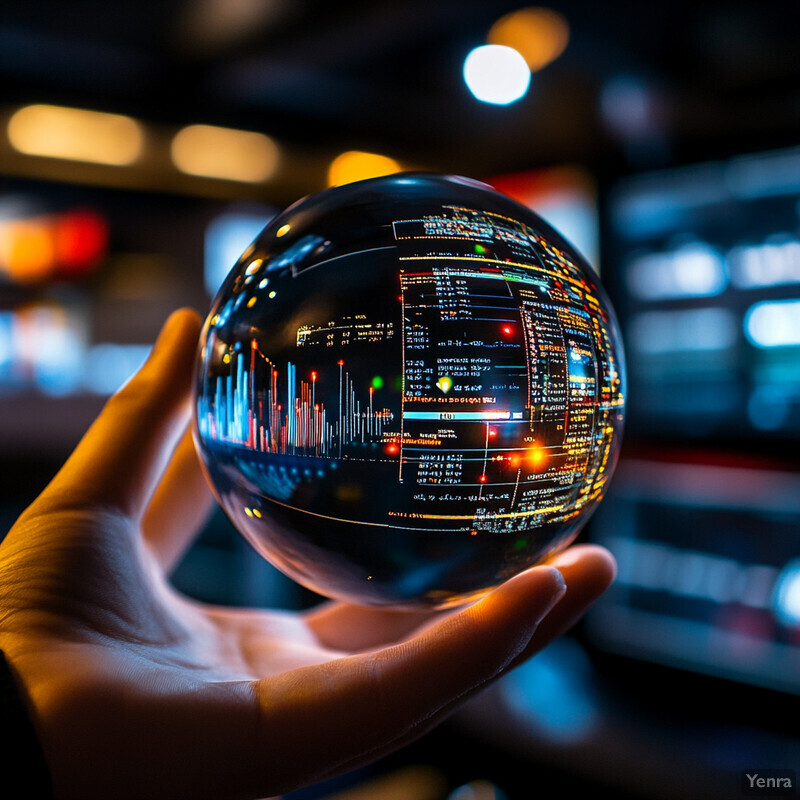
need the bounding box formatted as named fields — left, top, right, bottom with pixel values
left=36, top=308, right=202, bottom=522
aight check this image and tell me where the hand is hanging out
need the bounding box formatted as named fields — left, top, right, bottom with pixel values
left=0, top=309, right=616, bottom=800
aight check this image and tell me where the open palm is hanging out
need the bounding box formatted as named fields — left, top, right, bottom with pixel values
left=0, top=309, right=615, bottom=800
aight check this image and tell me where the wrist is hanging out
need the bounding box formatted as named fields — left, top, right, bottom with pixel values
left=0, top=648, right=54, bottom=798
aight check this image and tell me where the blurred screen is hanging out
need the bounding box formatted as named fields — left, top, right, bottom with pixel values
left=0, top=178, right=272, bottom=456
left=589, top=145, right=800, bottom=695
left=607, top=145, right=800, bottom=446
left=588, top=457, right=800, bottom=695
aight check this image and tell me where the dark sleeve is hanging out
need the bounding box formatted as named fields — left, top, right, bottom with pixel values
left=0, top=649, right=54, bottom=798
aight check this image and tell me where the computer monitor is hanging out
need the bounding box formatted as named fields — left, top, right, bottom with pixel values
left=604, top=145, right=800, bottom=449
left=588, top=146, right=800, bottom=694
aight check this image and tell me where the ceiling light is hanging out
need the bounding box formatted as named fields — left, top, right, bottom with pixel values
left=171, top=124, right=279, bottom=183
left=8, top=104, right=144, bottom=166
left=327, top=151, right=402, bottom=187
left=488, top=7, right=569, bottom=72
left=463, top=44, right=531, bottom=105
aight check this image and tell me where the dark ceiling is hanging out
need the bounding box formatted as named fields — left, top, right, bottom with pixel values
left=1, top=0, right=799, bottom=199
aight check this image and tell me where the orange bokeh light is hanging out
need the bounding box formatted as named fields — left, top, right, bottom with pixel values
left=488, top=7, right=569, bottom=73
left=507, top=446, right=548, bottom=472
left=0, top=218, right=53, bottom=283
left=0, top=209, right=107, bottom=284
left=527, top=445, right=548, bottom=470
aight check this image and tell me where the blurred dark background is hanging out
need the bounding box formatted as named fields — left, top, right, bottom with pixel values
left=2, top=2, right=800, bottom=798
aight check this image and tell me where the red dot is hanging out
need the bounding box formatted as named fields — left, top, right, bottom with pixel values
left=54, top=210, right=108, bottom=275
left=479, top=474, right=488, bottom=483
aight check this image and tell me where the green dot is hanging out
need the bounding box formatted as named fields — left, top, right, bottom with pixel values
left=371, top=375, right=384, bottom=390
left=475, top=243, right=487, bottom=254
left=513, top=537, right=528, bottom=550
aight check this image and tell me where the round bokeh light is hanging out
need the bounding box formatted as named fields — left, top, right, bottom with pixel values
left=194, top=173, right=625, bottom=608
left=463, top=44, right=531, bottom=105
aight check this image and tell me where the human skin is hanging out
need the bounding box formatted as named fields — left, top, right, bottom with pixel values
left=0, top=308, right=616, bottom=800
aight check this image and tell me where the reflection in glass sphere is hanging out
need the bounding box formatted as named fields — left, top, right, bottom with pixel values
left=194, top=174, right=625, bottom=608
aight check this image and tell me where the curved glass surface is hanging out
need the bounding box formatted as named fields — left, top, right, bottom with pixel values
left=194, top=173, right=625, bottom=608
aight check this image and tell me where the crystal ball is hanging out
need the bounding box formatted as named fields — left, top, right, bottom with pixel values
left=194, top=173, right=625, bottom=608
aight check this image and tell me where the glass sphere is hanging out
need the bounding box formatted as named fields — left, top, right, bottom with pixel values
left=194, top=173, right=625, bottom=609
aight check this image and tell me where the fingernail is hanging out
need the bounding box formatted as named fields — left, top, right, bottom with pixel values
left=534, top=566, right=567, bottom=622
left=545, top=564, right=567, bottom=590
